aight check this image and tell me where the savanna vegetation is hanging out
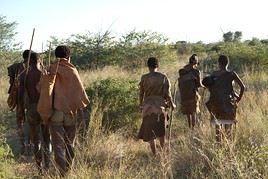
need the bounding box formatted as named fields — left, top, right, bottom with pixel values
left=0, top=15, right=267, bottom=178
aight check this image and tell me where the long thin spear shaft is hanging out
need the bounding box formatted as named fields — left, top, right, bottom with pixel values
left=23, top=28, right=35, bottom=92
left=168, top=80, right=177, bottom=150
left=25, top=28, right=35, bottom=75
left=41, top=42, right=44, bottom=65
left=22, top=28, right=35, bottom=138
left=48, top=42, right=52, bottom=67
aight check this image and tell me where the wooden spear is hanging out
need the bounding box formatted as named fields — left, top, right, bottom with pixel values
left=48, top=42, right=52, bottom=67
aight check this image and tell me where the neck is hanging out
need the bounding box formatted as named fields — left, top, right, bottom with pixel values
left=186, top=63, right=195, bottom=68
left=149, top=68, right=157, bottom=73
left=220, top=66, right=227, bottom=71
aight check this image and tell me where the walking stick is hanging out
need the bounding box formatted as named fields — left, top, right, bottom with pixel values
left=25, top=28, right=35, bottom=76
left=168, top=80, right=177, bottom=151
left=23, top=28, right=35, bottom=110
left=48, top=42, right=51, bottom=67
left=22, top=28, right=35, bottom=155
left=166, top=79, right=177, bottom=179
left=198, top=87, right=206, bottom=126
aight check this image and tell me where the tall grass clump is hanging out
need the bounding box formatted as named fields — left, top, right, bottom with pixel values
left=86, top=77, right=140, bottom=131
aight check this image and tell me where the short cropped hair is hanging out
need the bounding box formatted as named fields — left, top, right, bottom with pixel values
left=23, top=50, right=31, bottom=59
left=189, top=54, right=198, bottom=64
left=23, top=50, right=36, bottom=63
left=30, top=52, right=39, bottom=64
left=55, top=45, right=71, bottom=58
left=218, top=55, right=229, bottom=67
left=147, top=57, right=159, bottom=68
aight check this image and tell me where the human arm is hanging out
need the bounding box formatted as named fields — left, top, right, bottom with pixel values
left=196, top=69, right=205, bottom=88
left=77, top=108, right=86, bottom=129
left=233, top=72, right=245, bottom=103
left=164, top=76, right=176, bottom=110
left=139, top=76, right=145, bottom=112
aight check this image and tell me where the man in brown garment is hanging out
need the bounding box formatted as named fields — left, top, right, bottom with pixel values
left=203, top=55, right=245, bottom=142
left=138, top=57, right=175, bottom=155
left=7, top=50, right=31, bottom=155
left=178, top=54, right=203, bottom=129
left=47, top=45, right=89, bottom=176
left=24, top=52, right=51, bottom=172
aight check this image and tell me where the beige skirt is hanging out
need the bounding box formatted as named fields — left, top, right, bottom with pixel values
left=138, top=113, right=166, bottom=142
left=181, top=94, right=200, bottom=115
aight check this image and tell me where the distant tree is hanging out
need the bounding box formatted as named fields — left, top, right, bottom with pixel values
left=115, top=30, right=171, bottom=68
left=223, top=31, right=233, bottom=42
left=176, top=41, right=192, bottom=55
left=233, top=31, right=242, bottom=42
left=260, top=39, right=268, bottom=44
left=248, top=37, right=261, bottom=46
left=191, top=41, right=206, bottom=53
left=0, top=15, right=20, bottom=50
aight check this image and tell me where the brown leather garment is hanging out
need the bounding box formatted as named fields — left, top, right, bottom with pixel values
left=50, top=59, right=90, bottom=115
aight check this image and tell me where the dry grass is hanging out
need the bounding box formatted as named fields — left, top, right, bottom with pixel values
left=0, top=60, right=267, bottom=178
left=0, top=77, right=9, bottom=112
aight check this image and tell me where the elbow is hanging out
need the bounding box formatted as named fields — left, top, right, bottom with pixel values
left=242, top=84, right=246, bottom=92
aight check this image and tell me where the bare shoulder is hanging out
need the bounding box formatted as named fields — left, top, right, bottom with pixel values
left=141, top=73, right=150, bottom=79
left=231, top=71, right=242, bottom=80
left=231, top=71, right=238, bottom=76
left=156, top=71, right=168, bottom=77
left=193, top=68, right=201, bottom=76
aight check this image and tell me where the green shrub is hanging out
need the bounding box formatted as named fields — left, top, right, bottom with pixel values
left=86, top=78, right=140, bottom=131
left=204, top=42, right=268, bottom=72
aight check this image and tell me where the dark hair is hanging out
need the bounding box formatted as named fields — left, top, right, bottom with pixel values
left=147, top=57, right=159, bottom=68
left=218, top=55, right=229, bottom=67
left=55, top=45, right=71, bottom=58
left=23, top=50, right=31, bottom=59
left=29, top=52, right=39, bottom=64
left=22, top=50, right=37, bottom=64
left=189, top=54, right=198, bottom=64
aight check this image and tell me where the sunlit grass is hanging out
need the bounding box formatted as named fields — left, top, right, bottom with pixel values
left=0, top=61, right=267, bottom=178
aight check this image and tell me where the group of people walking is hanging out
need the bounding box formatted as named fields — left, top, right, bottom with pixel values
left=7, top=46, right=245, bottom=176
left=7, top=46, right=89, bottom=176
left=138, top=54, right=245, bottom=154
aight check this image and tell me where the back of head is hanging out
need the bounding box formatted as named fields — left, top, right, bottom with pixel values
left=189, top=54, right=198, bottom=65
left=147, top=57, right=159, bottom=68
left=23, top=50, right=31, bottom=63
left=22, top=50, right=36, bottom=63
left=55, top=45, right=71, bottom=58
left=218, top=55, right=229, bottom=67
left=30, top=52, right=39, bottom=65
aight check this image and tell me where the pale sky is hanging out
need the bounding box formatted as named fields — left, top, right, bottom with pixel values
left=1, top=0, right=268, bottom=51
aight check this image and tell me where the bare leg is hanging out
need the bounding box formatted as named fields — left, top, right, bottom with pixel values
left=149, top=140, right=156, bottom=155
left=50, top=125, right=67, bottom=177
left=224, top=124, right=232, bottom=140
left=159, top=136, right=165, bottom=150
left=16, top=105, right=26, bottom=155
left=41, top=124, right=51, bottom=170
left=187, top=114, right=192, bottom=129
left=187, top=114, right=197, bottom=129
left=192, top=113, right=197, bottom=128
left=64, top=125, right=76, bottom=171
left=215, top=124, right=222, bottom=143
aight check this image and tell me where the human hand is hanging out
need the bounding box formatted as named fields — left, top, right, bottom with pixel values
left=236, top=96, right=242, bottom=103
left=171, top=102, right=176, bottom=110
left=139, top=105, right=143, bottom=112
left=78, top=119, right=86, bottom=130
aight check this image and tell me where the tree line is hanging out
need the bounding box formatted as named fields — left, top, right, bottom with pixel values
left=1, top=15, right=268, bottom=72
